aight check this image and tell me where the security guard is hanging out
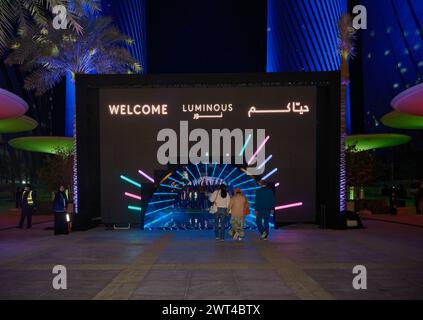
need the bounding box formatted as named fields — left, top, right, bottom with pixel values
left=19, top=184, right=36, bottom=229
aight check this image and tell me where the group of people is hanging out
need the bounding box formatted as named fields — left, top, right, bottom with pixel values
left=176, top=183, right=222, bottom=210
left=17, top=184, right=70, bottom=235
left=209, top=180, right=275, bottom=241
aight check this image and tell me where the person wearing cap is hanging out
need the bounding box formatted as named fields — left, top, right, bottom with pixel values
left=228, top=188, right=249, bottom=240
left=254, top=180, right=275, bottom=240
left=18, top=184, right=36, bottom=229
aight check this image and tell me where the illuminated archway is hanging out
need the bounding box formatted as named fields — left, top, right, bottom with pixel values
left=143, top=163, right=260, bottom=229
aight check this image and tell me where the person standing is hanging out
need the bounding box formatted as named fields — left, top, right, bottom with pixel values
left=210, top=184, right=231, bottom=241
left=228, top=188, right=249, bottom=240
left=415, top=181, right=423, bottom=216
left=53, top=185, right=69, bottom=235
left=18, top=185, right=36, bottom=229
left=254, top=180, right=275, bottom=240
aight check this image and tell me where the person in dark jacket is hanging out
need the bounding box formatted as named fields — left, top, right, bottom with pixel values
left=54, top=185, right=69, bottom=235
left=415, top=181, right=423, bottom=216
left=254, top=180, right=275, bottom=240
left=18, top=185, right=36, bottom=229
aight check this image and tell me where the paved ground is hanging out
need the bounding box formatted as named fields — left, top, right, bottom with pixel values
left=0, top=220, right=423, bottom=300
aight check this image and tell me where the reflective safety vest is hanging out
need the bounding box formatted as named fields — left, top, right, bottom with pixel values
left=23, top=191, right=34, bottom=205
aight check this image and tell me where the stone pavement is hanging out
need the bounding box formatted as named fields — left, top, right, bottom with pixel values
left=0, top=220, right=423, bottom=300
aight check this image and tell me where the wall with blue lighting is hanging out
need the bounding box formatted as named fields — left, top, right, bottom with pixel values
left=359, top=0, right=423, bottom=133
left=267, top=0, right=347, bottom=72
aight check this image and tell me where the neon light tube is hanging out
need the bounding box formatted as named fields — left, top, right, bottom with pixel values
left=262, top=168, right=278, bottom=180
left=161, top=184, right=181, bottom=190
left=241, top=186, right=262, bottom=191
left=223, top=167, right=237, bottom=181
left=138, top=169, right=155, bottom=183
left=275, top=202, right=303, bottom=210
left=120, top=175, right=141, bottom=188
left=185, top=166, right=196, bottom=180
left=216, top=164, right=228, bottom=180
left=168, top=176, right=184, bottom=185
left=239, top=134, right=252, bottom=156
left=234, top=179, right=255, bottom=188
left=195, top=163, right=201, bottom=178
left=128, top=205, right=142, bottom=211
left=229, top=172, right=245, bottom=184
left=247, top=135, right=270, bottom=165
left=211, top=162, right=217, bottom=177
left=154, top=193, right=178, bottom=196
left=257, top=154, right=273, bottom=170
left=125, top=192, right=141, bottom=200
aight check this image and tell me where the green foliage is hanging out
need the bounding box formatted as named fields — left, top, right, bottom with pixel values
left=37, top=146, right=73, bottom=192
left=0, top=0, right=101, bottom=57
left=5, top=14, right=141, bottom=96
left=346, top=145, right=383, bottom=187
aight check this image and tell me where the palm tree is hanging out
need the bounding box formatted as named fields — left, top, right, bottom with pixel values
left=0, top=0, right=101, bottom=57
left=338, top=14, right=356, bottom=211
left=5, top=15, right=141, bottom=95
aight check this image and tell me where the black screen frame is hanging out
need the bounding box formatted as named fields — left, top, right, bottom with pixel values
left=75, top=72, right=340, bottom=229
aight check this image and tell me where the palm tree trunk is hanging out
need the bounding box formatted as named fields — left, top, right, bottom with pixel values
left=340, top=54, right=349, bottom=211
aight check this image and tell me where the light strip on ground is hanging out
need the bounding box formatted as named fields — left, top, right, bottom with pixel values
left=145, top=211, right=175, bottom=227
left=239, top=134, right=252, bottom=156
left=125, top=192, right=141, bottom=200
left=145, top=204, right=174, bottom=217
left=148, top=199, right=175, bottom=205
left=275, top=202, right=303, bottom=210
left=262, top=168, right=278, bottom=180
left=120, top=175, right=141, bottom=188
left=247, top=135, right=270, bottom=165
left=257, top=154, right=273, bottom=170
left=138, top=169, right=155, bottom=183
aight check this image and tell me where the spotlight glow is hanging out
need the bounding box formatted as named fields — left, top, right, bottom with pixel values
left=125, top=192, right=141, bottom=200
left=138, top=169, right=155, bottom=183
left=275, top=182, right=280, bottom=187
